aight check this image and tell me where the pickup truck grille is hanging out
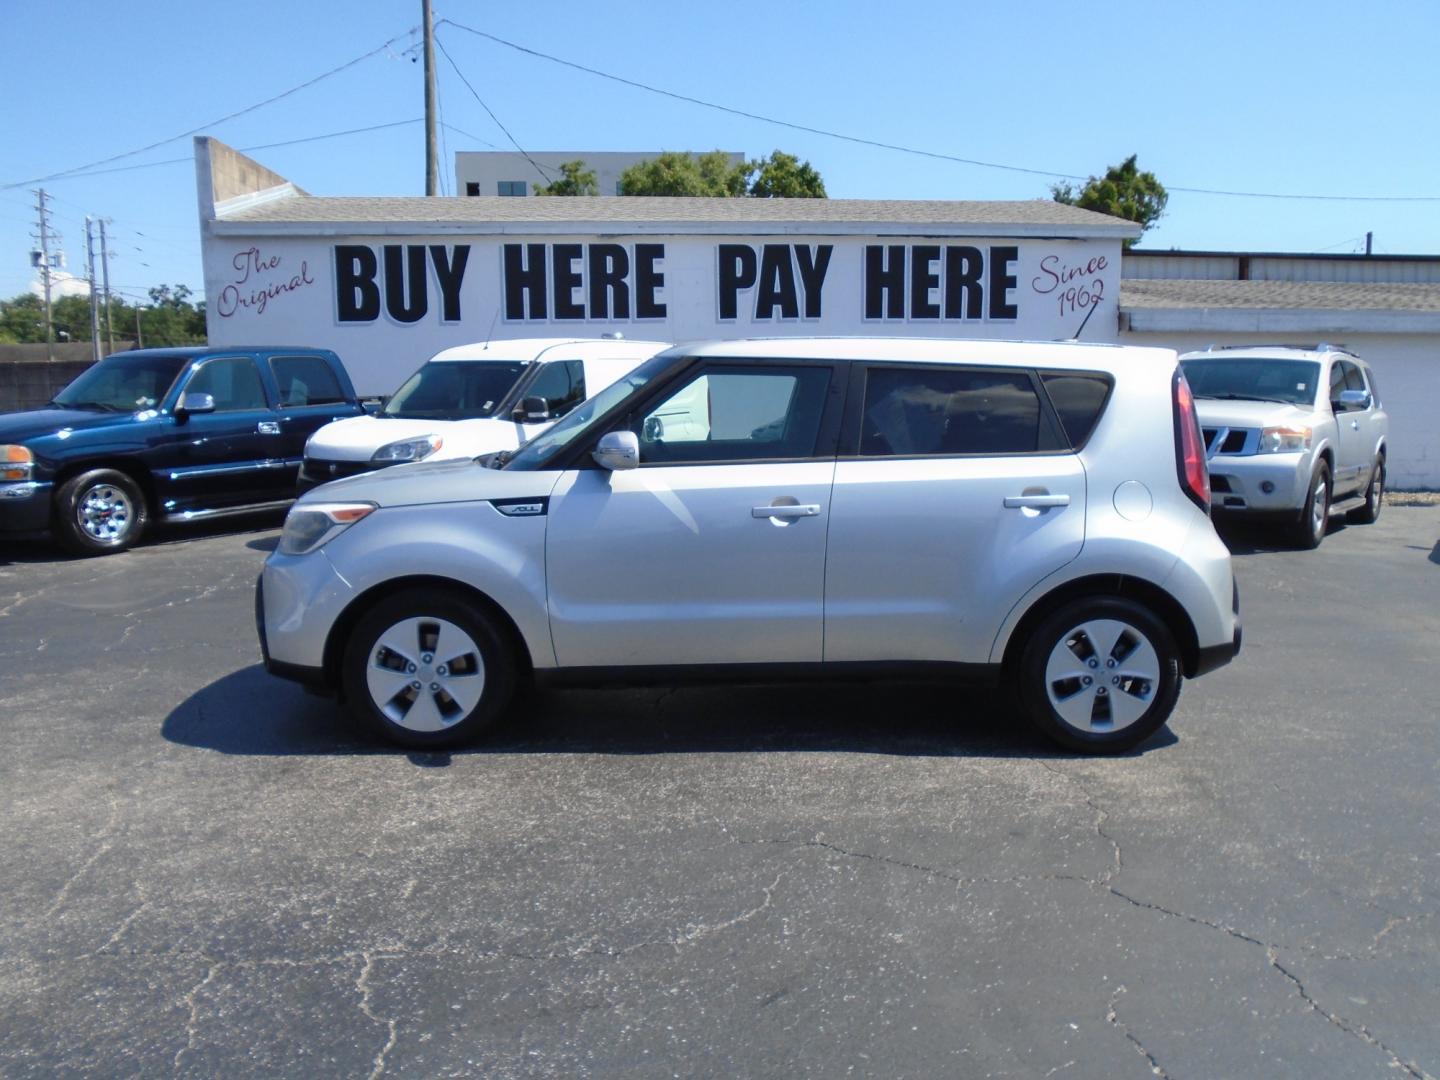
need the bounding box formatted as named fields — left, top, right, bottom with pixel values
left=1203, top=427, right=1251, bottom=456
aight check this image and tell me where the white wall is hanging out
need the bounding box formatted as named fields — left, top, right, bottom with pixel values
left=1121, top=330, right=1439, bottom=489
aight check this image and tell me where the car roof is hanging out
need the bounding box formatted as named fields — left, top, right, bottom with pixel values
left=110, top=346, right=335, bottom=359
left=428, top=337, right=669, bottom=362
left=1178, top=345, right=1361, bottom=363
left=672, top=336, right=1176, bottom=373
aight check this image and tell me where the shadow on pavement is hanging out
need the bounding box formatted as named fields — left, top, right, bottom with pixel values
left=0, top=513, right=284, bottom=566
left=162, top=664, right=1179, bottom=763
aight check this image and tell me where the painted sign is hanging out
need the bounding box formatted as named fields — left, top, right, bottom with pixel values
left=205, top=235, right=1121, bottom=394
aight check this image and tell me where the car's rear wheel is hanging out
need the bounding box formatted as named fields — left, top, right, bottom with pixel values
left=342, top=589, right=516, bottom=749
left=1347, top=454, right=1385, bottom=525
left=53, top=468, right=148, bottom=555
left=1017, top=596, right=1182, bottom=754
left=1287, top=460, right=1331, bottom=550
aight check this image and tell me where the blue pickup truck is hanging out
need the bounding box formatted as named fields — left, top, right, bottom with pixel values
left=0, top=346, right=363, bottom=555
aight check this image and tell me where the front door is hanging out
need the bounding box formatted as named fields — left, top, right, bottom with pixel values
left=545, top=362, right=839, bottom=668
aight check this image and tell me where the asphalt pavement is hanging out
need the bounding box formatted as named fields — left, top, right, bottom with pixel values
left=1, top=506, right=1437, bottom=1078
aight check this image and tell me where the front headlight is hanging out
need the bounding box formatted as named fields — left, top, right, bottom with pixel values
left=1257, top=426, right=1311, bottom=454
left=371, top=435, right=443, bottom=464
left=278, top=502, right=376, bottom=555
left=2, top=445, right=33, bottom=482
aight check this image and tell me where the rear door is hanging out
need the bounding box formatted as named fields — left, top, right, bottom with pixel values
left=1329, top=359, right=1371, bottom=492
left=267, top=354, right=361, bottom=486
left=824, top=362, right=1087, bottom=664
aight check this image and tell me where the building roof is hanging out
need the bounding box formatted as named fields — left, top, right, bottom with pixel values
left=212, top=194, right=1140, bottom=239
left=1121, top=279, right=1440, bottom=312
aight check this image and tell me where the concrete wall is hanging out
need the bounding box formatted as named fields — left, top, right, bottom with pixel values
left=1121, top=330, right=1439, bottom=489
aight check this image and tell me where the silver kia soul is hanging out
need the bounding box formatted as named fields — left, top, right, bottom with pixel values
left=257, top=338, right=1240, bottom=754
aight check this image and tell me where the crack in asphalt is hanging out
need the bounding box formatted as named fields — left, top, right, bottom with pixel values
left=42, top=793, right=122, bottom=920
left=356, top=951, right=401, bottom=1080
left=1106, top=985, right=1171, bottom=1079
left=173, top=958, right=223, bottom=1073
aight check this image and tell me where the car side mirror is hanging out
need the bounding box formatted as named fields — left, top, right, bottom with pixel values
left=1337, top=389, right=1370, bottom=411
left=592, top=430, right=639, bottom=471
left=175, top=391, right=215, bottom=420
left=513, top=395, right=550, bottom=423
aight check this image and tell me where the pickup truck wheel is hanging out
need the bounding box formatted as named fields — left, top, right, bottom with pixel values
left=1288, top=461, right=1331, bottom=550
left=1347, top=455, right=1384, bottom=525
left=53, top=469, right=148, bottom=555
left=342, top=589, right=516, bottom=750
left=1017, top=597, right=1182, bottom=754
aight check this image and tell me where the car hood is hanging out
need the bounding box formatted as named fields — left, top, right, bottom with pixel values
left=305, top=413, right=523, bottom=461
left=1192, top=399, right=1318, bottom=430
left=297, top=456, right=559, bottom=509
left=0, top=406, right=146, bottom=443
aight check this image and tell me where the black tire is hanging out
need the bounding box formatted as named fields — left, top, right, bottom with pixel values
left=1016, top=596, right=1182, bottom=754
left=1347, top=455, right=1385, bottom=525
left=341, top=589, right=516, bottom=750
left=53, top=468, right=148, bottom=555
left=1287, top=460, right=1331, bottom=550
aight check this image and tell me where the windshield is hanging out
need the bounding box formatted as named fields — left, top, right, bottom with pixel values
left=505, top=352, right=675, bottom=471
left=52, top=353, right=191, bottom=411
left=382, top=360, right=528, bottom=420
left=1180, top=358, right=1322, bottom=407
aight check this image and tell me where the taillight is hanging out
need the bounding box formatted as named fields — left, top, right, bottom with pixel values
left=1173, top=369, right=1211, bottom=514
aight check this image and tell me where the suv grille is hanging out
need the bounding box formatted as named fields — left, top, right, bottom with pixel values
left=1202, top=428, right=1250, bottom=456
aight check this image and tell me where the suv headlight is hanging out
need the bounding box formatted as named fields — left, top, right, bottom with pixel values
left=1, top=445, right=33, bottom=482
left=1257, top=426, right=1311, bottom=454
left=278, top=502, right=376, bottom=555
left=371, top=435, right=442, bottom=464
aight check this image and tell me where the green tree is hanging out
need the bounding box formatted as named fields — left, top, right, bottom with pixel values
left=619, top=150, right=749, bottom=196
left=1051, top=154, right=1167, bottom=245
left=0, top=284, right=206, bottom=348
left=533, top=160, right=599, bottom=196
left=0, top=293, right=46, bottom=343
left=747, top=150, right=826, bottom=198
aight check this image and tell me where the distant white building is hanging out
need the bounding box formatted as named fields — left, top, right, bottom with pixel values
left=28, top=267, right=90, bottom=300
left=455, top=151, right=745, bottom=198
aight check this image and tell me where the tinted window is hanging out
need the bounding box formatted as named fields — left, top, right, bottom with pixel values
left=634, top=365, right=832, bottom=463
left=1182, top=358, right=1321, bottom=407
left=1328, top=362, right=1347, bottom=405
left=383, top=361, right=527, bottom=420
left=861, top=367, right=1041, bottom=456
left=53, top=352, right=189, bottom=411
left=185, top=357, right=268, bottom=411
left=1041, top=372, right=1112, bottom=447
left=270, top=355, right=346, bottom=406
left=1343, top=361, right=1367, bottom=393
left=526, top=360, right=586, bottom=417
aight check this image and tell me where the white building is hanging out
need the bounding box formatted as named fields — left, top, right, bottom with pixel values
left=455, top=151, right=745, bottom=198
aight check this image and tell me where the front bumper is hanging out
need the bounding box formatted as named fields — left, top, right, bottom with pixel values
left=0, top=480, right=54, bottom=537
left=1207, top=452, right=1310, bottom=513
left=257, top=552, right=355, bottom=691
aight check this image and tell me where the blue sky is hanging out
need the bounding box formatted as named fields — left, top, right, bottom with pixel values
left=3, top=0, right=1437, bottom=303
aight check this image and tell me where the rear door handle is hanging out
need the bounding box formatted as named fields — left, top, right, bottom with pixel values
left=1004, top=494, right=1070, bottom=509
left=752, top=504, right=821, bottom=519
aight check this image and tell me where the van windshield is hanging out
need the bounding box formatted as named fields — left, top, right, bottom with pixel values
left=382, top=361, right=527, bottom=420
left=1180, top=358, right=1321, bottom=407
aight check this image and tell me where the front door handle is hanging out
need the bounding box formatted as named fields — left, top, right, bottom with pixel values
left=752, top=503, right=821, bottom=519
left=1004, top=494, right=1070, bottom=509
left=257, top=421, right=281, bottom=435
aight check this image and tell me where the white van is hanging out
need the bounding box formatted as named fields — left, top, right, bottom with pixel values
left=297, top=338, right=669, bottom=491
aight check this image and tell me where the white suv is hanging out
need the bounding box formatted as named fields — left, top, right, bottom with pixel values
left=297, top=337, right=668, bottom=491
left=258, top=338, right=1240, bottom=754
left=1179, top=345, right=1388, bottom=549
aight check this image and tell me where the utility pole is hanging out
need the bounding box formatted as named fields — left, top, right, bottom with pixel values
left=135, top=307, right=144, bottom=349
left=423, top=0, right=439, bottom=196
left=99, top=219, right=115, bottom=355
left=85, top=217, right=101, bottom=361
left=33, top=189, right=55, bottom=362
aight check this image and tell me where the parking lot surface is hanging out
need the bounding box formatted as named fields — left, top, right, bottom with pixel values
left=1, top=508, right=1438, bottom=1078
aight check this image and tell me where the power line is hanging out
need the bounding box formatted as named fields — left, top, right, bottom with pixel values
left=440, top=121, right=501, bottom=150
left=438, top=19, right=1440, bottom=204
left=2, top=27, right=419, bottom=189
left=433, top=32, right=555, bottom=182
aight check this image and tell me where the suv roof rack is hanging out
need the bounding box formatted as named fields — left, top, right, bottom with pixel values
left=1199, top=343, right=1359, bottom=358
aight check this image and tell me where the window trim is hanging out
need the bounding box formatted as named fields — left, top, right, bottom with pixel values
left=838, top=360, right=1068, bottom=460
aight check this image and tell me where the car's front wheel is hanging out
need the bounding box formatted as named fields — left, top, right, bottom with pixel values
left=1287, top=460, right=1331, bottom=550
left=342, top=589, right=517, bottom=749
left=53, top=468, right=149, bottom=555
left=1348, top=454, right=1385, bottom=525
left=1016, top=597, right=1182, bottom=754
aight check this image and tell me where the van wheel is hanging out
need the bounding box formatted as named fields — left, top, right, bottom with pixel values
left=53, top=469, right=148, bottom=555
left=1288, top=460, right=1331, bottom=550
left=341, top=589, right=516, bottom=749
left=1347, top=455, right=1384, bottom=525
left=1017, top=597, right=1182, bottom=754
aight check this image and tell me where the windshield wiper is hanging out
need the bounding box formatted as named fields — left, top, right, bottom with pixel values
left=1199, top=393, right=1291, bottom=404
